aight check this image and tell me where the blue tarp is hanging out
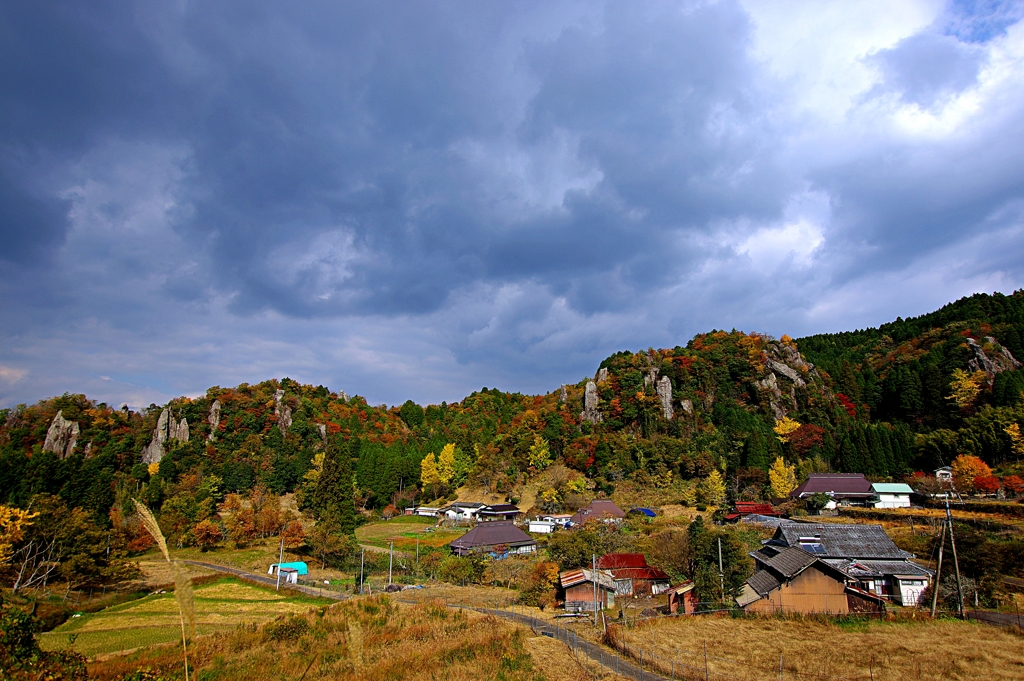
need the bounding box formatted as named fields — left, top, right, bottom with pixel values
left=630, top=507, right=656, bottom=517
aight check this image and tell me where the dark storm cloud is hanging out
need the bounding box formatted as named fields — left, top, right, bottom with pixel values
left=1, top=1, right=1023, bottom=408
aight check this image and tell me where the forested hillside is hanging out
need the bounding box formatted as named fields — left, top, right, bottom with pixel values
left=1, top=291, right=1023, bottom=556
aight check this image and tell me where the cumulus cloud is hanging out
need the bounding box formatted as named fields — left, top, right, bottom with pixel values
left=0, top=0, right=1023, bottom=408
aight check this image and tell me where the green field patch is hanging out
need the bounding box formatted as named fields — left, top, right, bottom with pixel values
left=38, top=576, right=329, bottom=657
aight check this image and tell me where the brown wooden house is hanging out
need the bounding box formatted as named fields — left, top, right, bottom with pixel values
left=736, top=547, right=884, bottom=615
left=664, top=582, right=698, bottom=614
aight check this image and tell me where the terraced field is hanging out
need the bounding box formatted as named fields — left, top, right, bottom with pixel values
left=39, top=577, right=329, bottom=657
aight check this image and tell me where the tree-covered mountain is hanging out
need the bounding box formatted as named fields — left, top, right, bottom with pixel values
left=1, top=290, right=1023, bottom=546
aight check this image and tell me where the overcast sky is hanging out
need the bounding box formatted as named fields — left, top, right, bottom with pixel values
left=2, top=1, right=1024, bottom=409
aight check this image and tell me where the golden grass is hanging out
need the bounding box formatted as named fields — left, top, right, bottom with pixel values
left=87, top=596, right=619, bottom=681
left=607, top=613, right=1024, bottom=681
left=39, top=577, right=327, bottom=657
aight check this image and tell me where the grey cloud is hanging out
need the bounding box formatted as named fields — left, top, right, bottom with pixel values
left=869, top=32, right=985, bottom=108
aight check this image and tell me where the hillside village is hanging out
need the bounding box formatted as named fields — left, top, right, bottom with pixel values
left=3, top=291, right=1024, bottom=680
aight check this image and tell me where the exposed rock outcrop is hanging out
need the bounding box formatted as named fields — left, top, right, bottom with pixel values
left=967, top=337, right=1021, bottom=377
left=755, top=373, right=790, bottom=420
left=207, top=400, right=221, bottom=442
left=317, top=423, right=327, bottom=447
left=597, top=368, right=608, bottom=383
left=43, top=410, right=79, bottom=459
left=338, top=391, right=349, bottom=402
left=141, top=408, right=189, bottom=464
left=657, top=376, right=673, bottom=420
left=274, top=389, right=292, bottom=433
left=559, top=385, right=567, bottom=404
left=679, top=399, right=694, bottom=415
left=579, top=381, right=604, bottom=424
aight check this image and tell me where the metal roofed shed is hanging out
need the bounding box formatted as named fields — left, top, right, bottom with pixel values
left=268, top=561, right=309, bottom=576
left=559, top=568, right=616, bottom=612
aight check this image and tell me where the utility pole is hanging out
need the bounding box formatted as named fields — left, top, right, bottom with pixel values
left=359, top=547, right=365, bottom=595
left=717, top=537, right=725, bottom=603
left=944, top=494, right=965, bottom=618
left=416, top=538, right=420, bottom=579
left=593, top=553, right=598, bottom=627
left=389, top=541, right=394, bottom=585
left=275, top=534, right=284, bottom=591
left=930, top=522, right=946, bottom=618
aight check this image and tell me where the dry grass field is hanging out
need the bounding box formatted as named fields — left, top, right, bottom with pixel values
left=38, top=577, right=330, bottom=657
left=87, top=596, right=630, bottom=681
left=607, top=613, right=1024, bottom=681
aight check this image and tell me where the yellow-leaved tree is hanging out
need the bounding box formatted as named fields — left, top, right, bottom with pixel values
left=528, top=435, right=553, bottom=471
left=420, top=453, right=440, bottom=495
left=0, top=505, right=37, bottom=566
left=773, top=416, right=801, bottom=444
left=436, top=443, right=457, bottom=485
left=947, top=368, right=987, bottom=410
left=697, top=469, right=726, bottom=507
left=768, top=457, right=797, bottom=498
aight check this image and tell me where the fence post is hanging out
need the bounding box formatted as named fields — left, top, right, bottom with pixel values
left=704, top=640, right=709, bottom=681
left=779, top=653, right=783, bottom=681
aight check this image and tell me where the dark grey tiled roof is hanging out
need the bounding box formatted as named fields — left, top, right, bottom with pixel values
left=790, top=474, right=873, bottom=498
left=746, top=570, right=781, bottom=597
left=823, top=559, right=932, bottom=578
left=762, top=547, right=818, bottom=578
left=449, top=521, right=536, bottom=550
left=773, top=524, right=912, bottom=560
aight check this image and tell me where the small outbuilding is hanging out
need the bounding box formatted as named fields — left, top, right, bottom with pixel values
left=559, top=568, right=617, bottom=612
left=664, top=582, right=698, bottom=614
left=269, top=561, right=309, bottom=576
left=725, top=502, right=781, bottom=522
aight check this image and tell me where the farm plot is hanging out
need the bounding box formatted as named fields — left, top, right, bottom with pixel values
left=39, top=577, right=329, bottom=657
left=356, top=516, right=467, bottom=551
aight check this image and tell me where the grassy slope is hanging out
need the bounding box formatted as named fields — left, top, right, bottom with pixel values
left=88, top=596, right=627, bottom=681
left=609, top=614, right=1024, bottom=681
left=355, top=515, right=467, bottom=552
left=39, top=577, right=330, bottom=657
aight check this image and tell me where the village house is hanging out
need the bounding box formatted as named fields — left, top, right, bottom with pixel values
left=448, top=520, right=537, bottom=557
left=568, top=499, right=626, bottom=526
left=596, top=553, right=671, bottom=596
left=789, top=473, right=876, bottom=508
left=559, top=568, right=616, bottom=612
left=760, top=523, right=933, bottom=606
left=476, top=503, right=521, bottom=522
left=439, top=501, right=487, bottom=522
left=870, top=482, right=914, bottom=509
left=935, top=466, right=953, bottom=482
left=527, top=514, right=572, bottom=533
left=737, top=546, right=885, bottom=615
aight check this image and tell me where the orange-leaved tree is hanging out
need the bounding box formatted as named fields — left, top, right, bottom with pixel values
left=950, top=454, right=992, bottom=492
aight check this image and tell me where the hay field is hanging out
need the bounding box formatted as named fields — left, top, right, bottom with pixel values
left=88, top=596, right=631, bottom=681
left=356, top=515, right=467, bottom=551
left=608, top=614, right=1024, bottom=681
left=39, top=577, right=330, bottom=657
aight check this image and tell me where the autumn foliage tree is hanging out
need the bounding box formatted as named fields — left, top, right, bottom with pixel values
left=973, top=475, right=1001, bottom=494
left=768, top=457, right=797, bottom=498
left=951, top=454, right=992, bottom=492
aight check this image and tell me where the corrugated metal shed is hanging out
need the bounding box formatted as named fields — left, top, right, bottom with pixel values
left=560, top=568, right=616, bottom=590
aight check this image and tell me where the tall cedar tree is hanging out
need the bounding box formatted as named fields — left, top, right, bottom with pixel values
left=314, top=437, right=357, bottom=536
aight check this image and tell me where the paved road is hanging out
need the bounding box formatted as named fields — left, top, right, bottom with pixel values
left=967, top=609, right=1024, bottom=631
left=476, top=607, right=673, bottom=681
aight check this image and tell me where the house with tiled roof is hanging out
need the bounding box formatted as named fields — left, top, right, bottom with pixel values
left=789, top=473, right=875, bottom=508
left=448, top=521, right=537, bottom=557
left=759, top=523, right=932, bottom=606
left=596, top=553, right=671, bottom=596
